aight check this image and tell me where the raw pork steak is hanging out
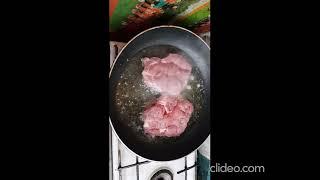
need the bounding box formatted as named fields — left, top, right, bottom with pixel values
left=142, top=95, right=193, bottom=137
left=142, top=53, right=192, bottom=95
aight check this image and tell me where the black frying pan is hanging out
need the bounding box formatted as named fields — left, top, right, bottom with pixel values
left=109, top=26, right=210, bottom=161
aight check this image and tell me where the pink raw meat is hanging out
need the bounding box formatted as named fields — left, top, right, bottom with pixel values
left=142, top=53, right=192, bottom=95
left=142, top=95, right=193, bottom=137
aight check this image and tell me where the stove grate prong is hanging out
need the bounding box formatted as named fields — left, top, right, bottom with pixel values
left=117, top=160, right=151, bottom=170
left=177, top=162, right=198, bottom=174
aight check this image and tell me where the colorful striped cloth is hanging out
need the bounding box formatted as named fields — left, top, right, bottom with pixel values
left=109, top=0, right=210, bottom=33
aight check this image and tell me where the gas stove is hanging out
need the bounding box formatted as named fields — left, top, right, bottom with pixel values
left=109, top=33, right=210, bottom=180
left=110, top=125, right=196, bottom=180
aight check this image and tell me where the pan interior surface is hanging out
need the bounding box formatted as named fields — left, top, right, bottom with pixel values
left=109, top=27, right=210, bottom=161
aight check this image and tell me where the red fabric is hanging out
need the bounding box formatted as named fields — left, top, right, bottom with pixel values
left=109, top=0, right=119, bottom=17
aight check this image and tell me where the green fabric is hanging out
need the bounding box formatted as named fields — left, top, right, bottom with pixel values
left=197, top=153, right=211, bottom=180
left=110, top=0, right=139, bottom=31
left=174, top=0, right=199, bottom=14
left=154, top=0, right=166, bottom=8
left=109, top=0, right=210, bottom=32
left=177, top=5, right=210, bottom=27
